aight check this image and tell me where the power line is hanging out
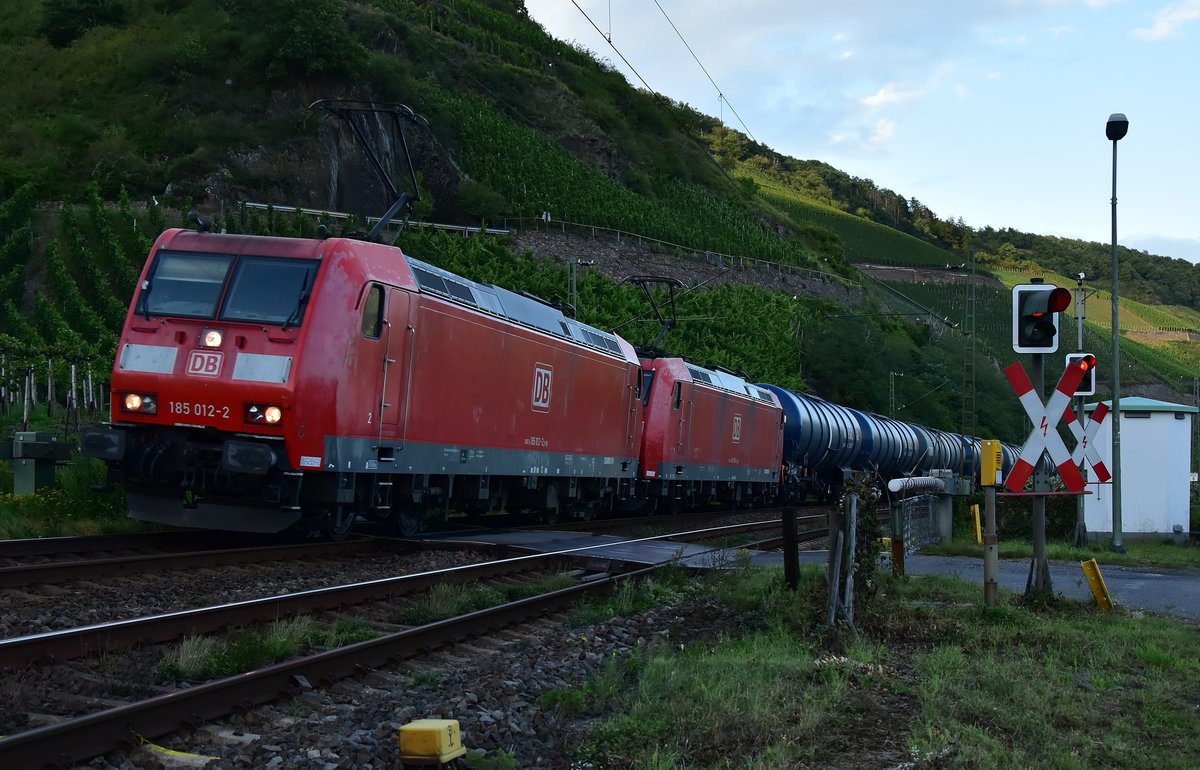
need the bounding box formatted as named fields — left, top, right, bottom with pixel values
left=568, top=0, right=660, bottom=97
left=566, top=1, right=739, bottom=187
left=651, top=0, right=757, bottom=143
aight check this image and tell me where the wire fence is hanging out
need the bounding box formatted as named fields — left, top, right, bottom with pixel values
left=240, top=203, right=857, bottom=288
left=503, top=216, right=855, bottom=286
left=899, top=494, right=941, bottom=556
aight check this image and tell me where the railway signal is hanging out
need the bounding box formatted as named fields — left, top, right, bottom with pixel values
left=1012, top=283, right=1072, bottom=353
left=1065, top=352, right=1097, bottom=396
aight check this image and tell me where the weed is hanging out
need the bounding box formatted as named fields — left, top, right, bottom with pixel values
left=540, top=686, right=588, bottom=718
left=462, top=748, right=519, bottom=770
left=399, top=574, right=575, bottom=625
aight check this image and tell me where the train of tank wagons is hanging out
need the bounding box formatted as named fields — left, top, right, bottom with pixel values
left=81, top=226, right=1017, bottom=538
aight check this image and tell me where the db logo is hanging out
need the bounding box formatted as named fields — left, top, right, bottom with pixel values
left=531, top=364, right=553, bottom=413
left=187, top=350, right=223, bottom=377
left=732, top=414, right=743, bottom=444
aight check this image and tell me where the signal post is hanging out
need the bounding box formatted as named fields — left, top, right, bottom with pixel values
left=980, top=439, right=1003, bottom=606
left=1010, top=279, right=1075, bottom=595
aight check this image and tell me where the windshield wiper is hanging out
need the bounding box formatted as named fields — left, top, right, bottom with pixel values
left=137, top=280, right=152, bottom=321
left=281, top=269, right=312, bottom=330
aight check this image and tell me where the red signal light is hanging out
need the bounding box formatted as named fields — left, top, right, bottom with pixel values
left=1065, top=353, right=1098, bottom=396
left=1047, top=287, right=1072, bottom=313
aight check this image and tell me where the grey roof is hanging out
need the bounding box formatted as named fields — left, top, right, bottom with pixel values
left=1086, top=396, right=1198, bottom=413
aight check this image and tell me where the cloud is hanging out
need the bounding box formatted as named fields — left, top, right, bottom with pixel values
left=867, top=118, right=896, bottom=148
left=1124, top=234, right=1200, bottom=263
left=1134, top=0, right=1200, bottom=40
left=826, top=117, right=894, bottom=153
left=861, top=82, right=923, bottom=108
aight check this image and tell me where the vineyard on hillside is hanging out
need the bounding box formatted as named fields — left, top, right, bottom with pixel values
left=875, top=266, right=1200, bottom=395
left=754, top=173, right=956, bottom=268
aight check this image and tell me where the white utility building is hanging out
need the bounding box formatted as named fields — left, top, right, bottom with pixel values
left=1083, top=396, right=1196, bottom=540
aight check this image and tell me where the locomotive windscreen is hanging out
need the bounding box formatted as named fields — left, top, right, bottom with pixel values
left=221, top=257, right=317, bottom=325
left=137, top=250, right=318, bottom=326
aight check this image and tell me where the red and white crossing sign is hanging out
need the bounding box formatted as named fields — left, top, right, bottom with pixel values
left=1061, top=402, right=1112, bottom=483
left=1003, top=360, right=1087, bottom=493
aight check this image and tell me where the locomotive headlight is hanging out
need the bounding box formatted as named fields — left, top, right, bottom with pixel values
left=245, top=403, right=283, bottom=425
left=122, top=393, right=157, bottom=414
left=201, top=328, right=224, bottom=348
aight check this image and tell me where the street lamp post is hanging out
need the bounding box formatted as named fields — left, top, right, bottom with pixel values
left=1107, top=112, right=1128, bottom=554
left=1074, top=272, right=1088, bottom=547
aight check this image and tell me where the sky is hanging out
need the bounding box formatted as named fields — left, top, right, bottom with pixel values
left=525, top=0, right=1200, bottom=263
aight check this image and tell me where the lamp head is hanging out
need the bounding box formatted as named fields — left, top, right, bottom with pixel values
left=1106, top=113, right=1129, bottom=141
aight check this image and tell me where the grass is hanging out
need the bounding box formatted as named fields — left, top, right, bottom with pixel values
left=0, top=456, right=141, bottom=538
left=923, top=537, right=1200, bottom=570
left=155, top=617, right=378, bottom=683
left=396, top=573, right=578, bottom=625
left=552, top=565, right=1200, bottom=769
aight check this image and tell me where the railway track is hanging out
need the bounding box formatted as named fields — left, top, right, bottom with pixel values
left=0, top=514, right=836, bottom=767
left=0, top=536, right=405, bottom=588
left=0, top=548, right=562, bottom=668
left=0, top=557, right=642, bottom=769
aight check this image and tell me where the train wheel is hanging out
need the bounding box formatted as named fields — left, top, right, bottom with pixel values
left=323, top=504, right=357, bottom=541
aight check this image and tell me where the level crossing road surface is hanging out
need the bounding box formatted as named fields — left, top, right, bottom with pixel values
left=753, top=550, right=1200, bottom=621
left=430, top=529, right=1200, bottom=622
left=902, top=554, right=1200, bottom=622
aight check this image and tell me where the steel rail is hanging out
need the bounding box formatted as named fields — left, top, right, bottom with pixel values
left=0, top=565, right=650, bottom=770
left=665, top=514, right=827, bottom=542
left=0, top=538, right=396, bottom=588
left=0, top=547, right=532, bottom=668
left=0, top=530, right=244, bottom=559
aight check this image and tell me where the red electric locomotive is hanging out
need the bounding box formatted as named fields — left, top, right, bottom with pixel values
left=84, top=228, right=646, bottom=536
left=638, top=356, right=784, bottom=512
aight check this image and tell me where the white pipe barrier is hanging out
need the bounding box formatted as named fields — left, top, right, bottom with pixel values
left=886, top=476, right=946, bottom=496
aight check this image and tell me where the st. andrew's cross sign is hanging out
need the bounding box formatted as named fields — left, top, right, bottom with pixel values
left=1003, top=360, right=1088, bottom=494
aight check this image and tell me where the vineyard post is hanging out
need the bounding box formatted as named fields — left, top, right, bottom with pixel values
left=23, top=366, right=32, bottom=431
left=46, top=358, right=54, bottom=418
left=69, top=362, right=79, bottom=432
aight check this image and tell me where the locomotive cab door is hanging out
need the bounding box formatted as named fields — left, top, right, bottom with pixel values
left=380, top=287, right=412, bottom=434
left=379, top=287, right=412, bottom=434
left=356, top=284, right=411, bottom=445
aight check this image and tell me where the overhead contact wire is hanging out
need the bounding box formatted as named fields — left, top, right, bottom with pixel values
left=651, top=0, right=757, bottom=143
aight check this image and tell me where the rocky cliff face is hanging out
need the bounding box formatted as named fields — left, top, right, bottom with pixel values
left=191, top=96, right=465, bottom=228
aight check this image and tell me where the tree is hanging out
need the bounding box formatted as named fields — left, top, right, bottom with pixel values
left=260, top=0, right=367, bottom=78
left=38, top=0, right=127, bottom=48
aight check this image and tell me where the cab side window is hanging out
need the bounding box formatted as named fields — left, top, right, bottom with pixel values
left=362, top=284, right=384, bottom=339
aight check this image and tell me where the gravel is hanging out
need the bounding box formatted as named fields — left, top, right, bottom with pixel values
left=96, top=595, right=748, bottom=770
